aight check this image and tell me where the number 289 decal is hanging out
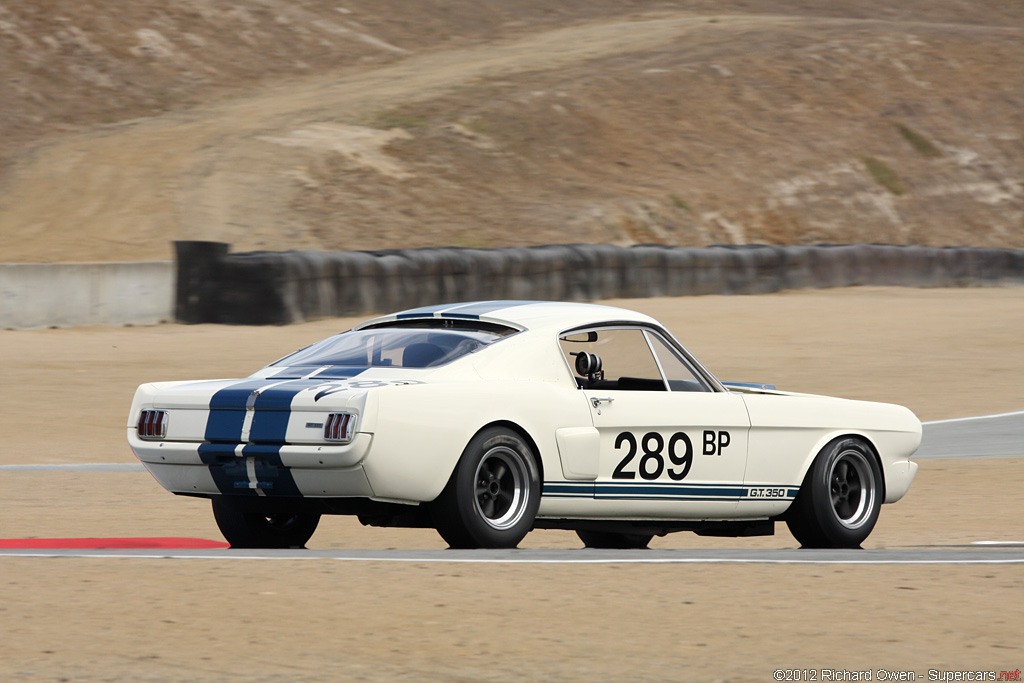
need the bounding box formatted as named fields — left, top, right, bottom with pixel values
left=612, top=431, right=693, bottom=481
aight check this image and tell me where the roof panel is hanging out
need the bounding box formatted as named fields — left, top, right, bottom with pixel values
left=357, top=300, right=659, bottom=333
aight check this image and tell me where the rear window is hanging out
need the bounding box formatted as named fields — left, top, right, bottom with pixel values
left=272, top=323, right=515, bottom=369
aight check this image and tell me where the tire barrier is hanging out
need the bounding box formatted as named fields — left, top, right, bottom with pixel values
left=173, top=241, right=1024, bottom=325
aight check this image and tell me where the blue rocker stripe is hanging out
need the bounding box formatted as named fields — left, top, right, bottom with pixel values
left=597, top=483, right=745, bottom=498
left=544, top=480, right=800, bottom=500
left=598, top=495, right=742, bottom=502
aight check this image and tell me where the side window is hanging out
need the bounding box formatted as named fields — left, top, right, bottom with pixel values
left=647, top=333, right=710, bottom=393
left=559, top=328, right=665, bottom=391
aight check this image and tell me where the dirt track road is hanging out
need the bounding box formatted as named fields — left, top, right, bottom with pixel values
left=2, top=288, right=1023, bottom=680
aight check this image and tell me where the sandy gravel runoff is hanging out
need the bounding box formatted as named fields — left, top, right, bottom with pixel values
left=1, top=287, right=1023, bottom=680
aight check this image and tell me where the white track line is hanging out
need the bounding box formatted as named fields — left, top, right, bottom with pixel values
left=345, top=558, right=1024, bottom=565
left=971, top=541, right=1024, bottom=546
left=923, top=409, right=1024, bottom=425
left=1, top=552, right=1023, bottom=564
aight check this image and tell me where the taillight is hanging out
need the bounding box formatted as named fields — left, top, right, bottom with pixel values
left=324, top=413, right=355, bottom=442
left=137, top=410, right=168, bottom=439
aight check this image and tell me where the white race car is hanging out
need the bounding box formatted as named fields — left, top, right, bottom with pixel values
left=127, top=301, right=921, bottom=549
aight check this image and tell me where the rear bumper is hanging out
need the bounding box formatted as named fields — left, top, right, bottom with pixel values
left=129, top=431, right=376, bottom=498
left=142, top=461, right=375, bottom=498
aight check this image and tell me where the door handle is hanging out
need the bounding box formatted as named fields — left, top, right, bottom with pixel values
left=590, top=396, right=615, bottom=408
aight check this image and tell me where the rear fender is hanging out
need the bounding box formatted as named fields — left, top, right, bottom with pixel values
left=361, top=382, right=583, bottom=502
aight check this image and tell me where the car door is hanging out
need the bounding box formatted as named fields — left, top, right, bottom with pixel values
left=560, top=326, right=751, bottom=519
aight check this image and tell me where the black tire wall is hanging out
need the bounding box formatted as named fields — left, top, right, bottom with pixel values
left=173, top=241, right=1024, bottom=325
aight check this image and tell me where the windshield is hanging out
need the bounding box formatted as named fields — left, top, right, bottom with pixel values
left=272, top=327, right=508, bottom=369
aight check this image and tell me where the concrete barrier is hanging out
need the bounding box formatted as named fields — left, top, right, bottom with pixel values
left=0, top=260, right=174, bottom=329
left=172, top=242, right=1024, bottom=325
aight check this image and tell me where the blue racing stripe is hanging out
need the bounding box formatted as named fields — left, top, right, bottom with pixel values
left=246, top=445, right=302, bottom=496
left=208, top=380, right=267, bottom=410
left=266, top=368, right=309, bottom=379
left=201, top=379, right=306, bottom=496
left=205, top=411, right=247, bottom=443
left=200, top=374, right=371, bottom=497
left=249, top=380, right=312, bottom=444
left=393, top=301, right=542, bottom=320
left=198, top=443, right=254, bottom=496
left=394, top=303, right=454, bottom=319
left=252, top=382, right=308, bottom=409
left=205, top=380, right=266, bottom=443
left=440, top=301, right=540, bottom=317
left=309, top=367, right=367, bottom=380
left=249, top=411, right=291, bottom=444
left=197, top=443, right=302, bottom=496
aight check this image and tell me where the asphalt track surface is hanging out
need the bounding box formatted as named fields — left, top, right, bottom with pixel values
left=915, top=410, right=1024, bottom=459
left=2, top=411, right=1021, bottom=563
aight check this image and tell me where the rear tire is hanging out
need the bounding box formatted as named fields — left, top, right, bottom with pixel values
left=432, top=427, right=540, bottom=549
left=211, top=498, right=320, bottom=549
left=576, top=529, right=653, bottom=549
left=786, top=438, right=882, bottom=549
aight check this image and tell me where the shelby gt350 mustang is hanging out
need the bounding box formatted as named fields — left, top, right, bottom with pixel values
left=127, top=301, right=921, bottom=549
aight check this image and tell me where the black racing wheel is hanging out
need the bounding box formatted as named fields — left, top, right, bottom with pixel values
left=785, top=437, right=883, bottom=549
left=431, top=427, right=541, bottom=549
left=211, top=498, right=320, bottom=549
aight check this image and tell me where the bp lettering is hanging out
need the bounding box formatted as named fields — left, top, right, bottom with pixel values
left=702, top=430, right=731, bottom=456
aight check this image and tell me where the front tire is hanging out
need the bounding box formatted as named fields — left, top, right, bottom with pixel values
left=432, top=427, right=541, bottom=549
left=211, top=498, right=321, bottom=549
left=786, top=438, right=882, bottom=549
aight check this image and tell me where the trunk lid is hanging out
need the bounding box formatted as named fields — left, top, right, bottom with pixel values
left=142, top=377, right=376, bottom=445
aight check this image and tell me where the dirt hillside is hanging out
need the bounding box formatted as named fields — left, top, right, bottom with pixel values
left=1, top=1, right=1022, bottom=262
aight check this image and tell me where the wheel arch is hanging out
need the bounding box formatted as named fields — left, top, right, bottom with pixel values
left=430, top=419, right=545, bottom=548
left=796, top=432, right=886, bottom=501
left=471, top=419, right=545, bottom=489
